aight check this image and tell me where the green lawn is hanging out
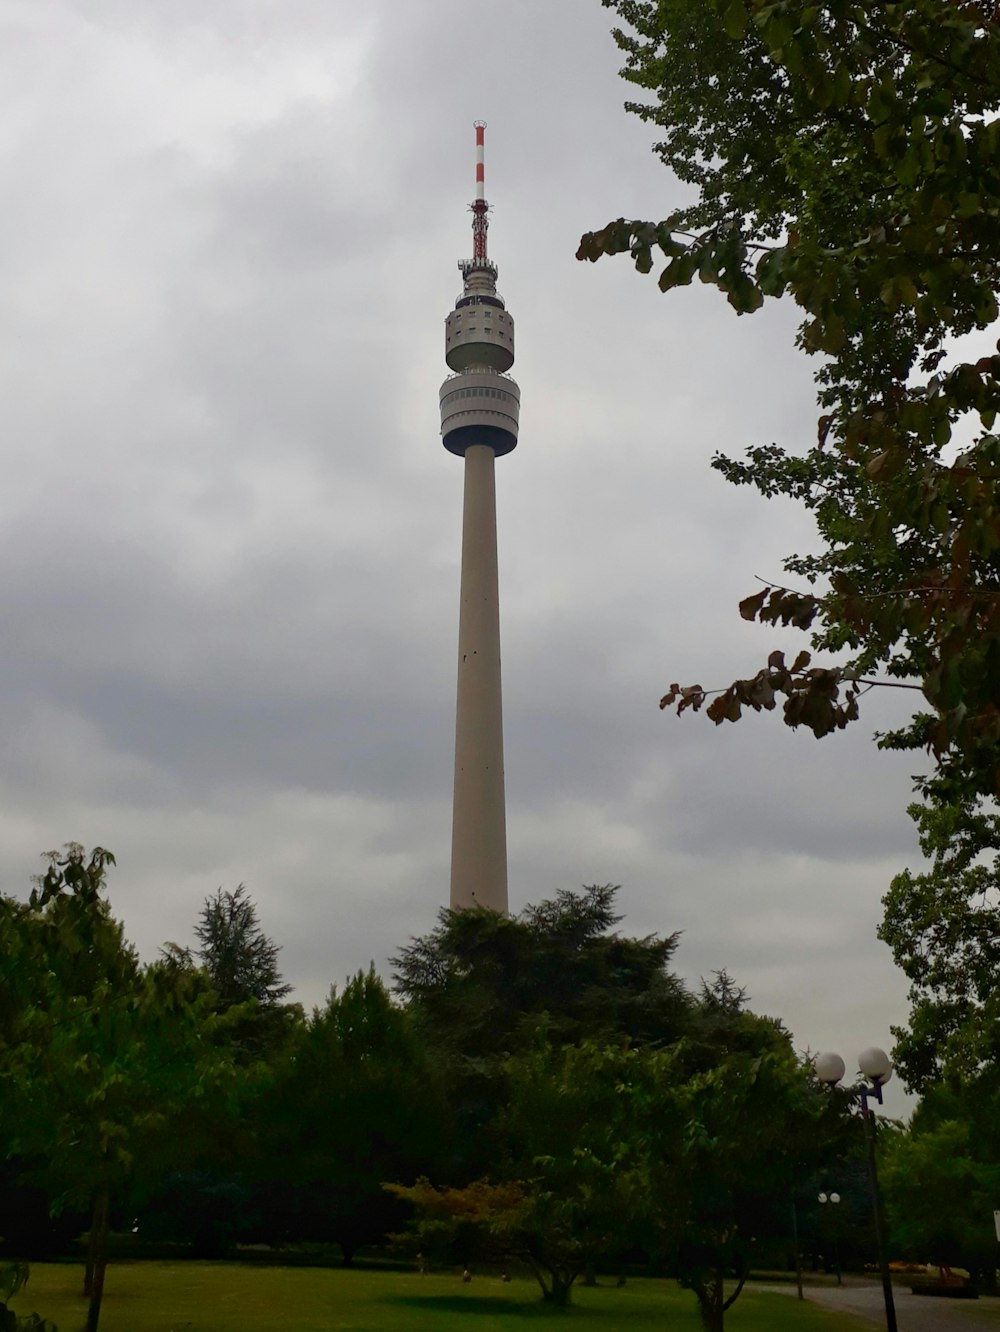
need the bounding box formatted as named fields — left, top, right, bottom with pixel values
left=11, top=1262, right=866, bottom=1331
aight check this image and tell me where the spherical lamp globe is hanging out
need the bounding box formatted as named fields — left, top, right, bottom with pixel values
left=858, top=1047, right=892, bottom=1086
left=814, top=1051, right=846, bottom=1085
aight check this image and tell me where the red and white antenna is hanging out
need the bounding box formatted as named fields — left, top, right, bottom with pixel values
left=471, top=119, right=489, bottom=265
left=475, top=121, right=485, bottom=201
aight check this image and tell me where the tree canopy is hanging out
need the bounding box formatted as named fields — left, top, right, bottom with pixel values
left=579, top=0, right=1000, bottom=810
left=879, top=796, right=1000, bottom=1092
left=172, top=884, right=297, bottom=1060
left=393, top=883, right=690, bottom=1061
left=393, top=885, right=691, bottom=1177
left=191, top=884, right=292, bottom=1009
left=0, top=847, right=238, bottom=1332
left=881, top=1115, right=1000, bottom=1279
left=256, top=968, right=443, bottom=1263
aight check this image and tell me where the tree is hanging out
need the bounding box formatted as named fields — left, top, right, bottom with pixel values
left=879, top=795, right=1000, bottom=1094
left=1, top=845, right=136, bottom=1327
left=384, top=1177, right=530, bottom=1274
left=498, top=1040, right=651, bottom=1303
left=578, top=0, right=1000, bottom=810
left=641, top=1040, right=836, bottom=1332
left=395, top=884, right=689, bottom=1056
left=389, top=1040, right=650, bottom=1305
left=192, top=885, right=291, bottom=1010
left=0, top=847, right=237, bottom=1332
left=256, top=969, right=443, bottom=1262
left=134, top=888, right=299, bottom=1256
left=881, top=1116, right=1000, bottom=1284
left=391, top=994, right=838, bottom=1323
left=179, top=885, right=297, bottom=1060
left=392, top=885, right=691, bottom=1175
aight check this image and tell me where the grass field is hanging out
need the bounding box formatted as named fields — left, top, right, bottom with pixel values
left=10, top=1261, right=865, bottom=1331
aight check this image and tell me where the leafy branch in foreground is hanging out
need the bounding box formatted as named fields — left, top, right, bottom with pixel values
left=581, top=0, right=1000, bottom=803
left=661, top=647, right=861, bottom=737
left=661, top=587, right=924, bottom=738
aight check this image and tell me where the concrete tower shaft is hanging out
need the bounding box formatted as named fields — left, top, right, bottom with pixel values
left=442, top=122, right=520, bottom=916
left=450, top=442, right=507, bottom=911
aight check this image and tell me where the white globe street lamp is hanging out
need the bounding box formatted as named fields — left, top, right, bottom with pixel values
left=818, top=1191, right=842, bottom=1285
left=813, top=1048, right=897, bottom=1332
left=858, top=1047, right=893, bottom=1086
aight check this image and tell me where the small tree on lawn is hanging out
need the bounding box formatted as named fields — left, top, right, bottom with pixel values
left=1, top=846, right=237, bottom=1332
left=640, top=1039, right=835, bottom=1332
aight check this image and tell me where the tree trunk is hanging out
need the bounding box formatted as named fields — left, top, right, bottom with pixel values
left=525, top=1253, right=552, bottom=1302
left=83, top=1190, right=101, bottom=1297
left=84, top=1184, right=111, bottom=1332
left=694, top=1276, right=725, bottom=1332
left=549, top=1271, right=574, bottom=1306
left=582, top=1263, right=597, bottom=1287
left=693, top=1260, right=749, bottom=1332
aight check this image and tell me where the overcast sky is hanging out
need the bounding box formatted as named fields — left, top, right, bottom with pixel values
left=1, top=0, right=944, bottom=1110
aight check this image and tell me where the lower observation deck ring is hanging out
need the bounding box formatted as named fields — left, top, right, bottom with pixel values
left=442, top=422, right=518, bottom=457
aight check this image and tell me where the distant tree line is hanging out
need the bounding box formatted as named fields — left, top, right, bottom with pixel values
left=1, top=845, right=995, bottom=1331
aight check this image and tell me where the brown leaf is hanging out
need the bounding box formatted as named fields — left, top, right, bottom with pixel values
left=739, top=589, right=769, bottom=621
left=706, top=693, right=731, bottom=726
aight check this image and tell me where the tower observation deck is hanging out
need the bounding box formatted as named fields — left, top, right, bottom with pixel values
left=441, top=122, right=519, bottom=915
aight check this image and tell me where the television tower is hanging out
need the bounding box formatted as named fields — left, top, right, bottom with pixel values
left=440, top=122, right=520, bottom=914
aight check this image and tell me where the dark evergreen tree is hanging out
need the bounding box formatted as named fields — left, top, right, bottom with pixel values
left=393, top=884, right=691, bottom=1175
left=172, top=884, right=299, bottom=1063
left=395, top=884, right=690, bottom=1056
left=255, top=968, right=443, bottom=1262
left=137, top=886, right=299, bottom=1254
left=193, top=884, right=292, bottom=1011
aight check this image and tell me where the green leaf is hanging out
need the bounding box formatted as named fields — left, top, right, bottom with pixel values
left=722, top=0, right=747, bottom=40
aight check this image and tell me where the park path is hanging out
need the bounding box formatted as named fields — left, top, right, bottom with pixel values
left=754, top=1277, right=1000, bottom=1330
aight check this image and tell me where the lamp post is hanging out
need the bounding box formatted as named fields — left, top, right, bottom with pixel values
left=818, top=1191, right=842, bottom=1285
left=814, top=1047, right=896, bottom=1332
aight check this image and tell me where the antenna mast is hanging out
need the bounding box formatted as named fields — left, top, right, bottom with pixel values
left=472, top=120, right=488, bottom=264
left=461, top=121, right=495, bottom=280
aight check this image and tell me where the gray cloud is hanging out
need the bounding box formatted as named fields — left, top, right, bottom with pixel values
left=0, top=0, right=924, bottom=1114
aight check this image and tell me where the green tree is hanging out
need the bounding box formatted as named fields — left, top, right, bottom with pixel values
left=0, top=847, right=237, bottom=1332
left=393, top=1033, right=831, bottom=1324
left=192, top=885, right=291, bottom=1010
left=393, top=885, right=690, bottom=1174
left=641, top=1040, right=834, bottom=1332
left=388, top=1039, right=649, bottom=1305
left=395, top=884, right=689, bottom=1055
left=496, top=1040, right=651, bottom=1303
left=258, top=968, right=442, bottom=1262
left=578, top=0, right=1000, bottom=825
left=881, top=1116, right=1000, bottom=1282
left=880, top=798, right=1000, bottom=1093
left=139, top=887, right=300, bottom=1256
left=174, top=884, right=297, bottom=1061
